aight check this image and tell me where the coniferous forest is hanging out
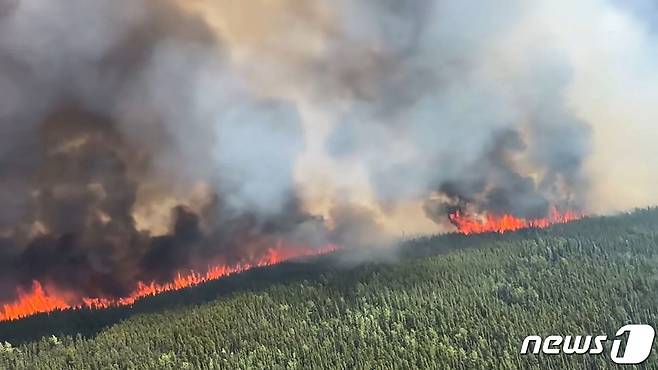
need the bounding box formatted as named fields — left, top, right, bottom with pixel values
left=1, top=209, right=657, bottom=369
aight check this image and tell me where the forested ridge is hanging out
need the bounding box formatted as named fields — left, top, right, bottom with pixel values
left=1, top=209, right=657, bottom=369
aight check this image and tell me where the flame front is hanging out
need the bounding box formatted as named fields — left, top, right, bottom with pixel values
left=0, top=209, right=582, bottom=322
left=449, top=207, right=581, bottom=235
left=0, top=244, right=336, bottom=322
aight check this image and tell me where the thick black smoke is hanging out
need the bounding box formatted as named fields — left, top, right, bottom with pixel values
left=0, top=0, right=327, bottom=302
left=0, top=103, right=321, bottom=301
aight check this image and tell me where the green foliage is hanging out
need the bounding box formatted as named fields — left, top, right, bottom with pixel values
left=1, top=208, right=658, bottom=369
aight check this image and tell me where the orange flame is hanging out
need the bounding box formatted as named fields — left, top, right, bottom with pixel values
left=449, top=207, right=581, bottom=235
left=0, top=243, right=336, bottom=322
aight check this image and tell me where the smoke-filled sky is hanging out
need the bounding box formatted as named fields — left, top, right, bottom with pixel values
left=189, top=0, right=658, bottom=223
left=0, top=0, right=657, bottom=300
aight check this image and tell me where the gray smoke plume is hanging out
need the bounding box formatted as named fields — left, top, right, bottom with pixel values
left=0, top=0, right=325, bottom=301
left=318, top=1, right=590, bottom=220
left=1, top=0, right=657, bottom=303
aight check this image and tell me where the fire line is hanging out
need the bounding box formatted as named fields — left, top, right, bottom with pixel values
left=1, top=208, right=581, bottom=323
left=0, top=244, right=337, bottom=322
left=449, top=207, right=581, bottom=235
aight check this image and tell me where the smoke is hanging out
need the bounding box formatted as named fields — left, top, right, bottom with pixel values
left=0, top=0, right=657, bottom=301
left=0, top=0, right=323, bottom=301
left=236, top=0, right=592, bottom=220
left=195, top=0, right=657, bottom=220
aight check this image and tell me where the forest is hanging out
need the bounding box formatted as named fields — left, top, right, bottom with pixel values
left=0, top=208, right=657, bottom=369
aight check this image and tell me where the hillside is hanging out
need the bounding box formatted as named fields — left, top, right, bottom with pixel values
left=1, top=209, right=658, bottom=369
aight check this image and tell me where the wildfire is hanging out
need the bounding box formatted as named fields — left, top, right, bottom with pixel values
left=0, top=243, right=336, bottom=322
left=449, top=207, right=581, bottom=235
